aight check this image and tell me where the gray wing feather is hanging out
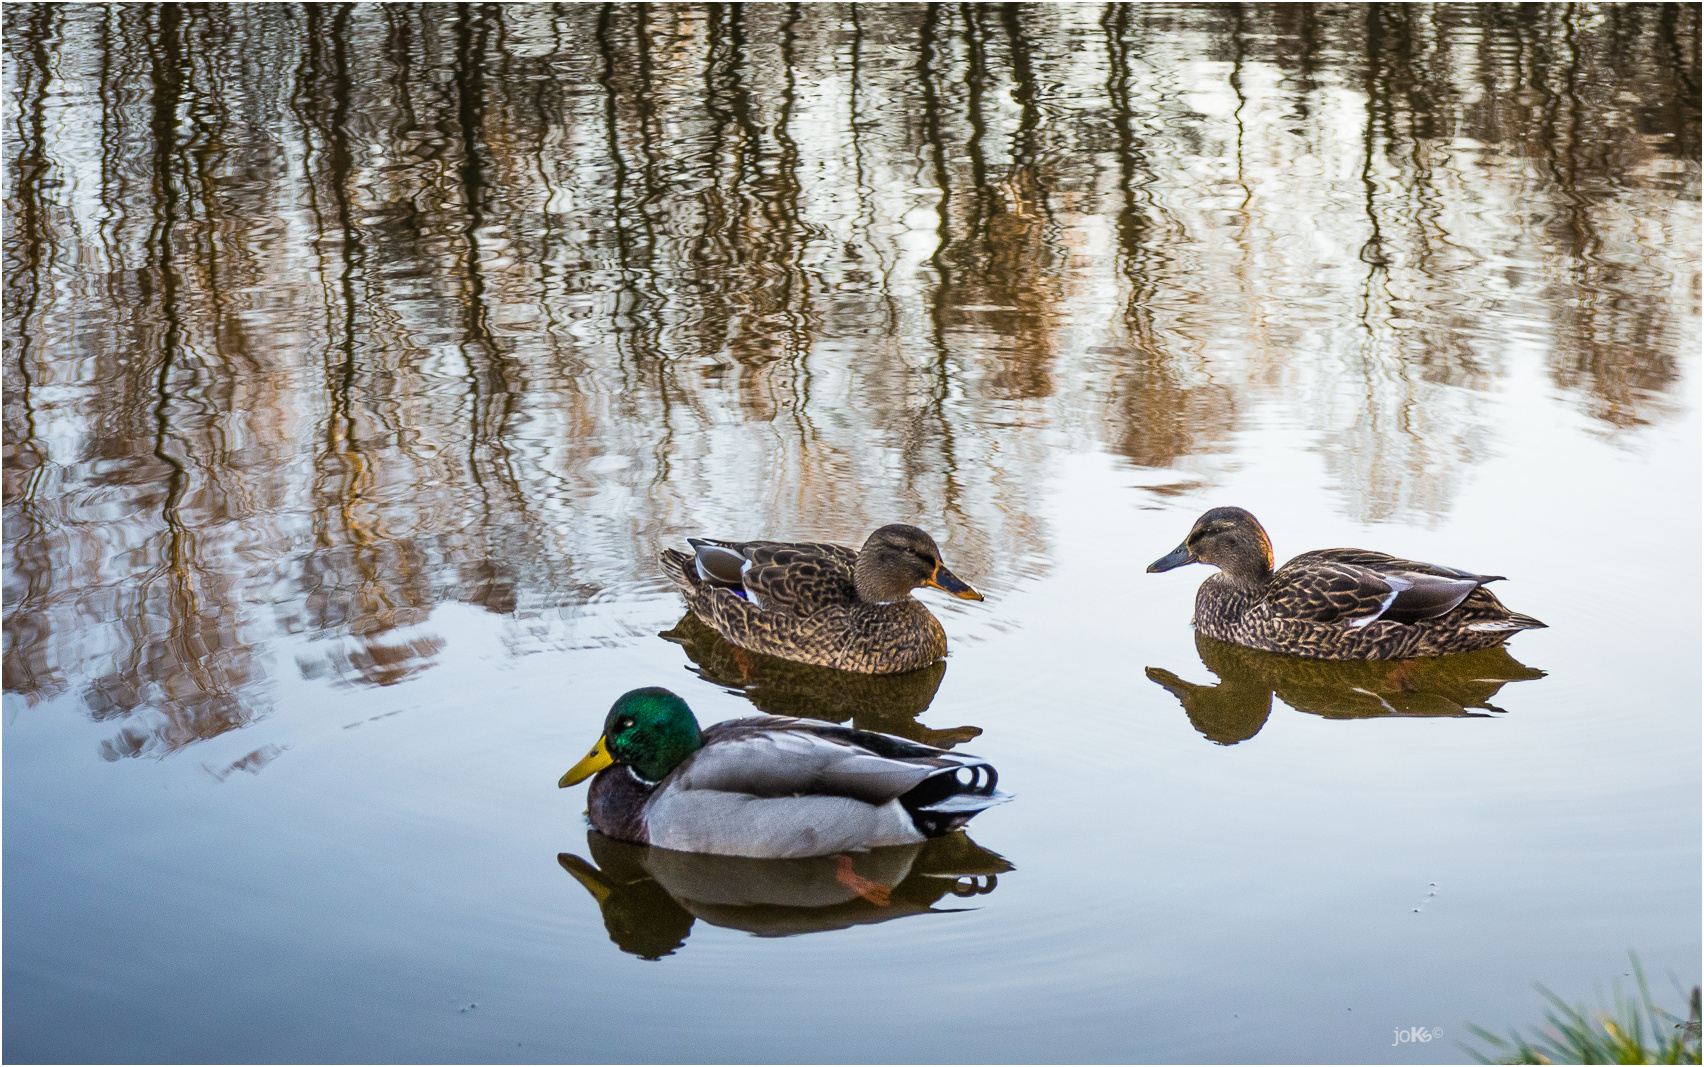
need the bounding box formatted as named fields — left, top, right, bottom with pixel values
left=1380, top=572, right=1483, bottom=623
left=692, top=543, right=751, bottom=587
left=671, top=730, right=936, bottom=804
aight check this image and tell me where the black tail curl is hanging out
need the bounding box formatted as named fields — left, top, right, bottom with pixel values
left=899, top=760, right=1007, bottom=837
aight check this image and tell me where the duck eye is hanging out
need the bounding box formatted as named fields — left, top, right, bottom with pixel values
left=617, top=717, right=634, bottom=731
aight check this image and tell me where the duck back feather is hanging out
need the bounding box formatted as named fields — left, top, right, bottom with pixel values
left=659, top=544, right=947, bottom=674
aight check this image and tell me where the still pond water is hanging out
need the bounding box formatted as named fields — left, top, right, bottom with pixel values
left=4, top=4, right=1700, bottom=1063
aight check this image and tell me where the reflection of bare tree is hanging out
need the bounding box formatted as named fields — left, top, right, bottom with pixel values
left=1099, top=4, right=1237, bottom=472
left=2, top=5, right=60, bottom=706
left=1511, top=4, right=1691, bottom=430
left=50, top=6, right=277, bottom=759
left=2, top=5, right=1696, bottom=759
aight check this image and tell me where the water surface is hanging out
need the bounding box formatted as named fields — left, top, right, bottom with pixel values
left=4, top=4, right=1699, bottom=1063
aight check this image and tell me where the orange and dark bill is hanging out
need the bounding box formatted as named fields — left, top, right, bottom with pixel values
left=925, top=563, right=984, bottom=601
left=1146, top=542, right=1197, bottom=573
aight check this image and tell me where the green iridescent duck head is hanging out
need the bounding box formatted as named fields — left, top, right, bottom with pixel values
left=560, top=687, right=705, bottom=787
left=853, top=524, right=984, bottom=604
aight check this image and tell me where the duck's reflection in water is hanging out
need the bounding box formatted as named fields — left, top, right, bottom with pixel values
left=660, top=612, right=979, bottom=749
left=559, top=831, right=1012, bottom=960
left=1147, top=634, right=1547, bottom=745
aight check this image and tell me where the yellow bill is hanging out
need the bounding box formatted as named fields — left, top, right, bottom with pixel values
left=560, top=735, right=614, bottom=787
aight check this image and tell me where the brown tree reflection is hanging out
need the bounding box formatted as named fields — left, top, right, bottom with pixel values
left=3, top=4, right=1696, bottom=759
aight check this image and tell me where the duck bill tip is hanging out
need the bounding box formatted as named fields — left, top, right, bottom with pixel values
left=1147, top=544, right=1197, bottom=573
left=927, top=564, right=984, bottom=601
left=560, top=736, right=614, bottom=787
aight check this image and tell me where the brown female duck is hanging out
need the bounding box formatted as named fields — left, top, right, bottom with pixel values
left=1147, top=507, right=1546, bottom=660
left=659, top=524, right=983, bottom=675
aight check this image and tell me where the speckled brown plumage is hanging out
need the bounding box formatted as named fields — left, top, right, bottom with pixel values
left=659, top=611, right=979, bottom=749
left=658, top=524, right=981, bottom=676
left=1149, top=507, right=1546, bottom=661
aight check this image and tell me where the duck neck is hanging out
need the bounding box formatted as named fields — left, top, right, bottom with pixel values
left=1200, top=559, right=1272, bottom=630
left=1219, top=559, right=1273, bottom=589
left=625, top=731, right=700, bottom=784
left=852, top=557, right=911, bottom=604
left=1196, top=571, right=1266, bottom=635
left=1214, top=526, right=1275, bottom=587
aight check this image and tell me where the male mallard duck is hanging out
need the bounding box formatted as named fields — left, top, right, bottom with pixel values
left=559, top=687, right=1009, bottom=859
left=658, top=524, right=983, bottom=675
left=1147, top=507, right=1546, bottom=660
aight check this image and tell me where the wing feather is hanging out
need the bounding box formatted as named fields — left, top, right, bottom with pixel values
left=742, top=543, right=857, bottom=615
left=1266, top=557, right=1400, bottom=624
left=671, top=728, right=937, bottom=804
left=687, top=540, right=858, bottom=616
left=1273, top=550, right=1493, bottom=625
